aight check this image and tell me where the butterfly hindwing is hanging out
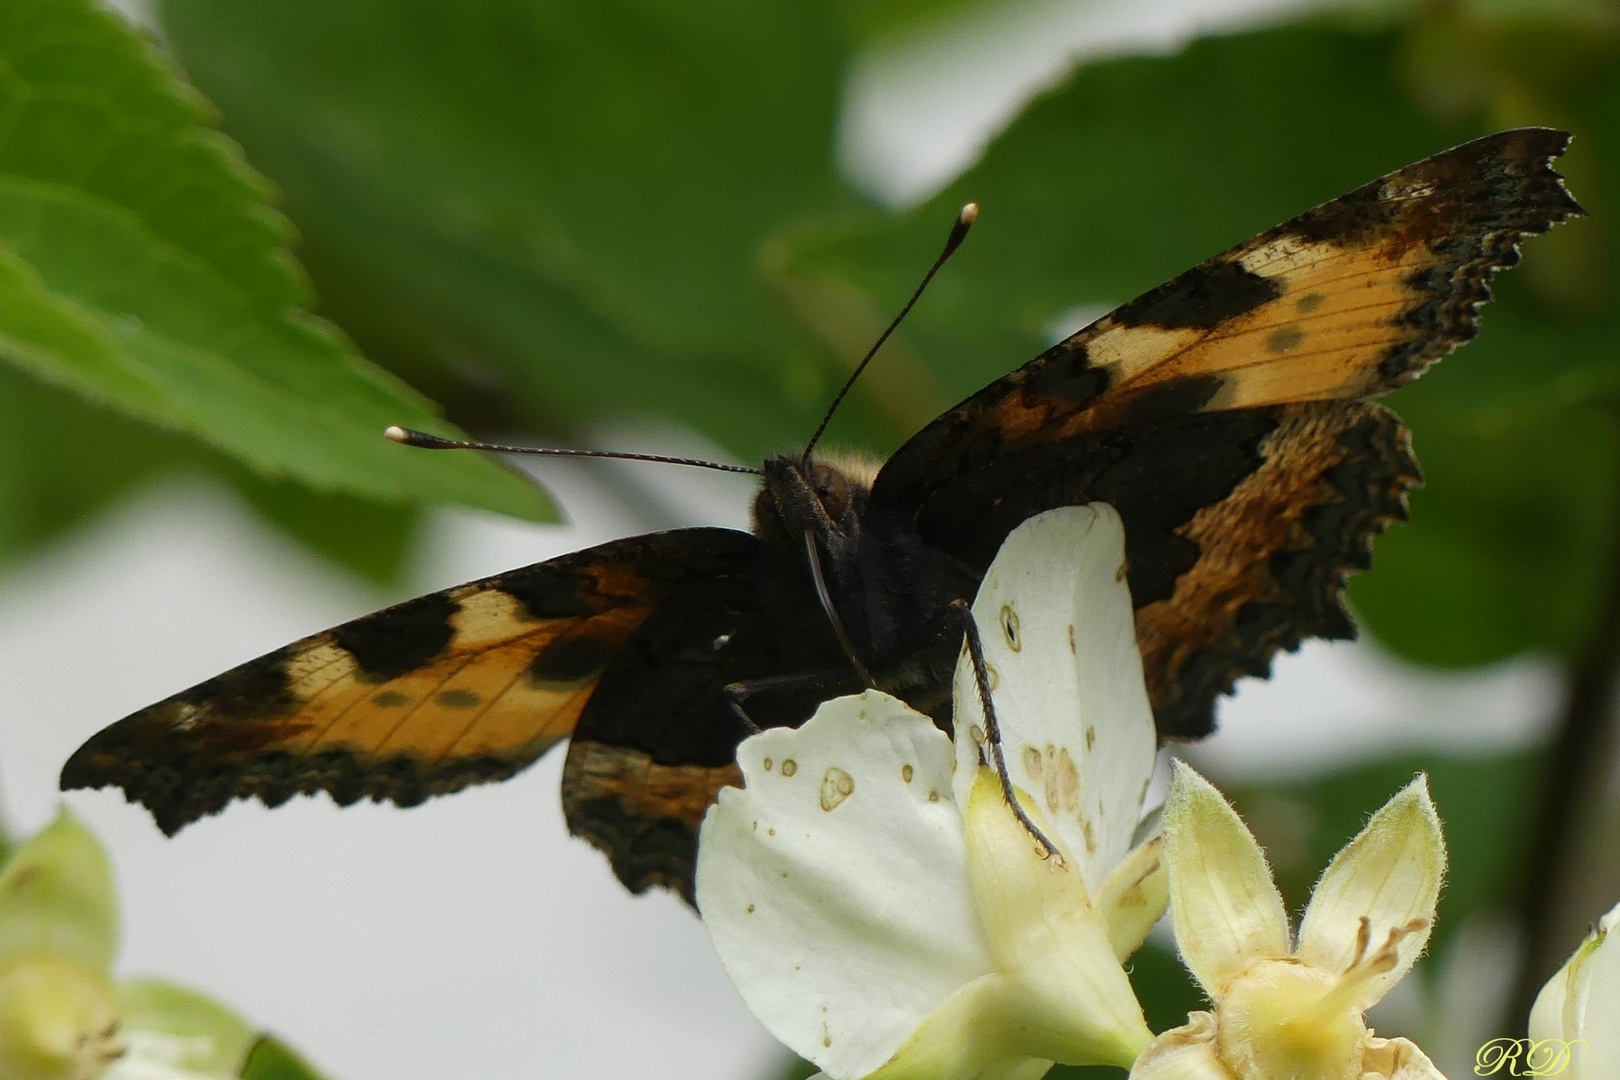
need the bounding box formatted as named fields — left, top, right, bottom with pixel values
left=873, top=127, right=1582, bottom=738
left=563, top=536, right=850, bottom=900
left=59, top=528, right=782, bottom=836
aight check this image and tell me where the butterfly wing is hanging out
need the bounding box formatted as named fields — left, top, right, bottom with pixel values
left=60, top=527, right=836, bottom=853
left=872, top=127, right=1583, bottom=739
left=563, top=546, right=852, bottom=900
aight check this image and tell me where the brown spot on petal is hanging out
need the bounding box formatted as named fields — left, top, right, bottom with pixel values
left=819, top=767, right=854, bottom=811
left=1000, top=604, right=1021, bottom=651
left=1044, top=746, right=1080, bottom=815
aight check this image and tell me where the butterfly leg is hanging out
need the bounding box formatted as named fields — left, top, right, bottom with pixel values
left=723, top=667, right=863, bottom=735
left=947, top=597, right=1062, bottom=863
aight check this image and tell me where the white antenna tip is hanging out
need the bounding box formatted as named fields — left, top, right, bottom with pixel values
left=383, top=425, right=409, bottom=443
left=959, top=202, right=980, bottom=225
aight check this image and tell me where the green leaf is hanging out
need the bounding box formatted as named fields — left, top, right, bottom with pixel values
left=117, top=978, right=257, bottom=1077
left=227, top=469, right=420, bottom=587
left=833, top=0, right=1012, bottom=45
left=159, top=0, right=882, bottom=462
left=0, top=809, right=116, bottom=973
left=0, top=361, right=180, bottom=565
left=0, top=0, right=552, bottom=521
left=240, top=1035, right=331, bottom=1080
left=1347, top=396, right=1620, bottom=667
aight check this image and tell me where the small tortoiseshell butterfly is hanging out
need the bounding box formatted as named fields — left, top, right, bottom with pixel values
left=62, top=129, right=1582, bottom=902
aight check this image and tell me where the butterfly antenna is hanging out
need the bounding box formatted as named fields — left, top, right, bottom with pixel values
left=384, top=426, right=764, bottom=476
left=800, top=202, right=979, bottom=464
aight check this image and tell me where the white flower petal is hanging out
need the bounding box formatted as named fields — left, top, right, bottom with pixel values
left=867, top=986, right=1058, bottom=1080
left=1547, top=900, right=1620, bottom=1080
left=952, top=504, right=1156, bottom=894
left=1362, top=1035, right=1450, bottom=1079
left=105, top=1031, right=230, bottom=1080
left=1577, top=931, right=1620, bottom=1079
left=1296, top=775, right=1445, bottom=1008
left=697, top=691, right=992, bottom=1079
left=0, top=955, right=119, bottom=1080
left=961, top=770, right=1152, bottom=1069
left=1127, top=1014, right=1231, bottom=1080
left=1530, top=960, right=1574, bottom=1046
left=115, top=979, right=257, bottom=1079
left=1162, top=762, right=1290, bottom=995
left=1096, top=833, right=1168, bottom=961
left=861, top=972, right=1025, bottom=1080
left=0, top=809, right=118, bottom=973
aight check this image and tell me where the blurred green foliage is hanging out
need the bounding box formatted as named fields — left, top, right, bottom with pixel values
left=0, top=0, right=1616, bottom=1072
left=0, top=0, right=548, bottom=578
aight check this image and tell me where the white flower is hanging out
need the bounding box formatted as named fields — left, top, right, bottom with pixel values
left=1528, top=898, right=1620, bottom=1079
left=1132, top=763, right=1448, bottom=1080
left=0, top=811, right=310, bottom=1080
left=697, top=504, right=1165, bottom=1080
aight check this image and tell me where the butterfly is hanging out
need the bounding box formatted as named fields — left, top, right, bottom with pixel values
left=61, top=128, right=1581, bottom=902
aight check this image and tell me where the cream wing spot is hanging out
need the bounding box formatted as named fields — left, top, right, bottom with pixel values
left=1082, top=320, right=1203, bottom=384
left=444, top=588, right=536, bottom=650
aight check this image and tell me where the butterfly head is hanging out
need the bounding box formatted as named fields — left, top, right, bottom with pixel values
left=753, top=454, right=877, bottom=549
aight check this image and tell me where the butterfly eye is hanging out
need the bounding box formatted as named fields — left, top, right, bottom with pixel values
left=809, top=464, right=850, bottom=518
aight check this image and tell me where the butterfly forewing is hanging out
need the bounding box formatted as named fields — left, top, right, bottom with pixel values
left=60, top=529, right=773, bottom=835
left=873, top=127, right=1582, bottom=738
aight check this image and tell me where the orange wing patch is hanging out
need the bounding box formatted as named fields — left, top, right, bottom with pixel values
left=60, top=548, right=675, bottom=835
left=562, top=739, right=744, bottom=901
left=1133, top=400, right=1418, bottom=727
left=1103, top=240, right=1418, bottom=399
left=891, top=128, right=1584, bottom=476
left=1074, top=233, right=1454, bottom=420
